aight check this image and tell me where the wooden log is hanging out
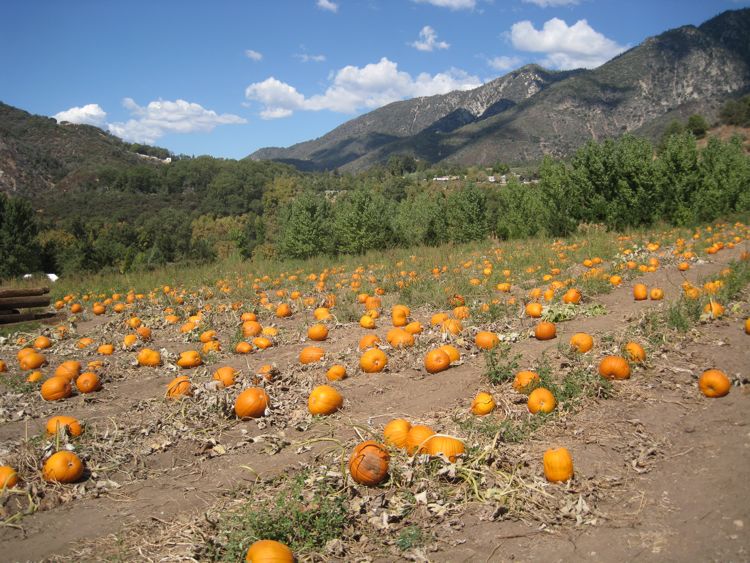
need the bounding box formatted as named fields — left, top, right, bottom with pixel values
left=0, top=296, right=52, bottom=310
left=0, top=309, right=21, bottom=316
left=0, top=311, right=58, bottom=324
left=0, top=287, right=50, bottom=299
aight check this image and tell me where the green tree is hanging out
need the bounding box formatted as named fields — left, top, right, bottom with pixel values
left=333, top=189, right=393, bottom=254
left=537, top=157, right=579, bottom=236
left=0, top=194, right=41, bottom=278
left=655, top=132, right=700, bottom=225
left=278, top=192, right=333, bottom=259
left=445, top=184, right=488, bottom=243
left=493, top=178, right=545, bottom=239
left=392, top=190, right=447, bottom=246
left=237, top=213, right=265, bottom=259
left=686, top=114, right=708, bottom=138
left=693, top=136, right=750, bottom=221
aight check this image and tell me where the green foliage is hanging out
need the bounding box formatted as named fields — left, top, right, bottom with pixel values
left=0, top=193, right=41, bottom=278
left=333, top=188, right=393, bottom=254
left=392, top=190, right=447, bottom=246
left=686, top=114, right=708, bottom=138
left=719, top=94, right=750, bottom=127
left=278, top=191, right=333, bottom=259
left=445, top=183, right=488, bottom=243
left=655, top=132, right=700, bottom=225
left=537, top=157, right=579, bottom=236
left=492, top=178, right=545, bottom=239
left=397, top=526, right=425, bottom=551
left=484, top=343, right=521, bottom=385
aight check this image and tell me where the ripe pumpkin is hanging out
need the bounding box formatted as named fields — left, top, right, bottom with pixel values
left=424, top=348, right=451, bottom=374
left=27, top=370, right=42, bottom=383
left=383, top=418, right=412, bottom=449
left=406, top=425, right=436, bottom=455
left=534, top=321, right=557, bottom=341
left=470, top=392, right=496, bottom=415
left=426, top=435, right=465, bottom=462
left=527, top=387, right=556, bottom=414
left=299, top=346, right=325, bottom=365
left=97, top=343, right=114, bottom=355
left=235, top=387, right=270, bottom=418
left=137, top=348, right=162, bottom=367
left=43, top=451, right=84, bottom=483
left=244, top=539, right=294, bottom=563
left=307, top=324, right=329, bottom=341
left=404, top=321, right=423, bottom=335
left=359, top=315, right=376, bottom=329
left=0, top=466, right=18, bottom=489
left=275, top=303, right=292, bottom=318
left=649, top=288, right=664, bottom=300
left=475, top=331, right=499, bottom=350
left=513, top=370, right=540, bottom=394
left=41, top=376, right=72, bottom=401
left=202, top=340, right=222, bottom=354
left=430, top=312, right=449, bottom=326
left=235, top=341, right=253, bottom=354
left=213, top=366, right=237, bottom=387
left=386, top=328, right=415, bottom=348
left=525, top=302, right=543, bottom=318
left=0, top=359, right=6, bottom=372
left=46, top=415, right=83, bottom=437
left=745, top=318, right=750, bottom=335
left=199, top=329, right=217, bottom=343
left=136, top=326, right=152, bottom=341
left=698, top=369, right=731, bottom=398
left=349, top=441, right=390, bottom=486
left=569, top=333, right=593, bottom=353
left=624, top=342, right=646, bottom=363
left=76, top=372, right=101, bottom=393
left=633, top=284, right=648, bottom=301
left=441, top=318, right=463, bottom=335
left=19, top=351, right=47, bottom=370
left=253, top=336, right=273, bottom=349
left=703, top=301, right=725, bottom=319
left=360, top=348, right=388, bottom=373
left=326, top=364, right=347, bottom=381
left=176, top=350, right=202, bottom=368
left=166, top=375, right=193, bottom=399
left=242, top=321, right=263, bottom=337
left=562, top=288, right=581, bottom=304
left=308, top=385, right=343, bottom=416
left=313, top=307, right=332, bottom=321
left=54, top=360, right=81, bottom=381
left=439, top=344, right=460, bottom=364
left=598, top=356, right=631, bottom=379
left=33, top=335, right=52, bottom=350
left=543, top=447, right=574, bottom=483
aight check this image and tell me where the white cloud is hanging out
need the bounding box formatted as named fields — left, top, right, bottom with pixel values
left=411, top=26, right=450, bottom=52
left=245, top=57, right=482, bottom=119
left=510, top=18, right=626, bottom=69
left=53, top=104, right=107, bottom=126
left=413, top=0, right=475, bottom=9
left=295, top=53, right=327, bottom=63
left=487, top=55, right=522, bottom=71
left=522, top=0, right=579, bottom=7
left=245, top=49, right=263, bottom=61
left=107, top=98, right=246, bottom=143
left=316, top=0, right=338, bottom=12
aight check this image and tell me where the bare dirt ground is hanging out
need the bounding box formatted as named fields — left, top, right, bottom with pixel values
left=1, top=235, right=748, bottom=562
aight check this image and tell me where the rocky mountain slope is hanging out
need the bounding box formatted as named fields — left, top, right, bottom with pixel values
left=249, top=8, right=750, bottom=171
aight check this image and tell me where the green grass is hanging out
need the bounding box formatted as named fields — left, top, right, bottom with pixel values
left=483, top=344, right=521, bottom=386
left=396, top=526, right=426, bottom=551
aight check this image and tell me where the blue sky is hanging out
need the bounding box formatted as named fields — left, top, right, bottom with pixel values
left=1, top=0, right=746, bottom=159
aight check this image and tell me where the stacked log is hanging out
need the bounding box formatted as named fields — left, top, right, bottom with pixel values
left=0, top=287, right=57, bottom=325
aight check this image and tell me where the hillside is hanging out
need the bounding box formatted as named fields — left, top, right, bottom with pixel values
left=249, top=8, right=750, bottom=170
left=0, top=102, right=162, bottom=195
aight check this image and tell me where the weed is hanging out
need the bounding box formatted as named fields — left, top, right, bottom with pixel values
left=396, top=526, right=425, bottom=551
left=484, top=343, right=521, bottom=385
left=0, top=374, right=36, bottom=394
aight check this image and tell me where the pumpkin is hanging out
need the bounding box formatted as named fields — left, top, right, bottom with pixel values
left=441, top=318, right=463, bottom=335
left=299, top=346, right=325, bottom=365
left=453, top=306, right=470, bottom=320
left=33, top=335, right=52, bottom=350
left=123, top=334, right=138, bottom=349
left=534, top=321, right=556, bottom=341
left=177, top=350, right=202, bottom=368
left=525, top=302, right=543, bottom=318
left=166, top=375, right=193, bottom=398
left=326, top=364, right=347, bottom=381
left=199, top=329, right=217, bottom=343
left=624, top=342, right=646, bottom=363
left=404, top=321, right=423, bottom=335
left=475, top=331, right=500, bottom=350
left=513, top=370, right=540, bottom=394
left=543, top=447, right=574, bottom=483
left=136, top=326, right=152, bottom=341
left=569, top=333, right=593, bottom=353
left=27, top=370, right=43, bottom=382
left=256, top=364, right=277, bottom=382
left=703, top=301, right=725, bottom=319
left=360, top=348, right=387, bottom=373
left=470, top=392, right=496, bottom=415
left=527, top=387, right=556, bottom=414
left=439, top=344, right=460, bottom=364
left=213, top=366, right=237, bottom=387
left=383, top=418, right=411, bottom=449
left=275, top=303, right=292, bottom=318
left=349, top=441, right=390, bottom=486
left=406, top=425, right=436, bottom=455
left=126, top=316, right=142, bottom=329
left=97, top=343, right=114, bottom=355
left=424, top=348, right=451, bottom=374
left=41, top=376, right=72, bottom=401
left=359, top=314, right=376, bottom=329
left=313, top=307, right=332, bottom=321
left=235, top=341, right=253, bottom=354
left=20, top=350, right=47, bottom=370
left=244, top=539, right=294, bottom=563
left=43, top=451, right=84, bottom=483
left=562, top=288, right=581, bottom=304
left=307, top=324, right=329, bottom=341
left=633, top=284, right=648, bottom=301
left=0, top=359, right=6, bottom=372
left=70, top=303, right=82, bottom=314
left=46, top=415, right=83, bottom=437
left=242, top=321, right=263, bottom=337
left=649, top=288, right=664, bottom=300
left=54, top=360, right=81, bottom=381
left=698, top=369, right=731, bottom=398
left=235, top=387, right=270, bottom=418
left=308, top=385, right=342, bottom=416
left=202, top=340, right=221, bottom=354
left=0, top=466, right=18, bottom=489
left=76, top=372, right=101, bottom=393
left=386, top=328, right=415, bottom=348
left=137, top=348, right=162, bottom=367
left=598, top=356, right=631, bottom=379
left=745, top=318, right=750, bottom=335
left=426, top=435, right=465, bottom=462
left=430, top=312, right=449, bottom=326
left=253, top=337, right=273, bottom=349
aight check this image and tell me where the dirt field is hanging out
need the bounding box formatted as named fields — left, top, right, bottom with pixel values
left=1, top=228, right=748, bottom=562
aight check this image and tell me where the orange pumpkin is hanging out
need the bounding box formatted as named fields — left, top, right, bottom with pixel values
left=43, top=451, right=84, bottom=483
left=406, top=425, right=435, bottom=455
left=213, top=366, right=237, bottom=387
left=527, top=387, right=556, bottom=414
left=698, top=369, right=731, bottom=398
left=235, top=341, right=253, bottom=354
left=275, top=303, right=292, bottom=318
left=19, top=350, right=47, bottom=370
left=54, top=360, right=81, bottom=381
left=475, top=331, right=499, bottom=350
left=598, top=356, right=631, bottom=379
left=649, top=288, right=664, bottom=300
left=27, top=370, right=43, bottom=382
left=97, top=343, right=114, bottom=355
left=513, top=370, right=540, bottom=394
left=360, top=348, right=388, bottom=373
left=235, top=387, right=270, bottom=418
left=426, top=435, right=465, bottom=462
left=386, top=328, right=415, bottom=348
left=383, top=418, right=411, bottom=449
left=307, top=324, right=329, bottom=341
left=76, top=372, right=101, bottom=393
left=439, top=344, right=460, bottom=364
left=624, top=342, right=646, bottom=363
left=470, top=392, right=496, bottom=415
left=525, top=302, right=543, bottom=318
left=242, top=320, right=263, bottom=337
left=41, top=376, right=72, bottom=401
left=359, top=314, right=376, bottom=329
left=534, top=321, right=557, bottom=341
left=176, top=350, right=202, bottom=368
left=166, top=375, right=192, bottom=398
left=424, top=348, right=451, bottom=374
left=703, top=301, right=725, bottom=319
left=441, top=318, right=463, bottom=335
left=253, top=336, right=273, bottom=349
left=308, top=385, right=343, bottom=415
left=33, top=335, right=52, bottom=350
left=633, top=284, right=648, bottom=301
left=46, top=415, right=83, bottom=437
left=349, top=441, right=390, bottom=486
left=137, top=348, right=162, bottom=367
left=569, top=333, right=593, bottom=353
left=404, top=321, right=423, bottom=335
left=299, top=346, right=325, bottom=365
left=326, top=364, right=347, bottom=381
left=543, top=447, right=574, bottom=483
left=244, top=539, right=294, bottom=563
left=562, top=288, right=581, bottom=304
left=0, top=466, right=19, bottom=489
left=313, top=307, right=332, bottom=321
left=136, top=326, right=152, bottom=341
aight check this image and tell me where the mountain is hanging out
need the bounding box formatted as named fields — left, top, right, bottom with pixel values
left=0, top=102, right=162, bottom=195
left=249, top=8, right=750, bottom=171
